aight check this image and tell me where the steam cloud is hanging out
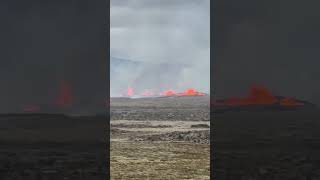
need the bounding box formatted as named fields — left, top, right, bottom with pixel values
left=110, top=0, right=210, bottom=97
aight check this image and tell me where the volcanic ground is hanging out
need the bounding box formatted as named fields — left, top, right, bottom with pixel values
left=110, top=95, right=210, bottom=179
left=214, top=109, right=320, bottom=179
left=0, top=114, right=107, bottom=180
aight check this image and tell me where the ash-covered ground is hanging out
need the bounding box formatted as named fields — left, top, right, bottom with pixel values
left=110, top=96, right=210, bottom=179
left=0, top=114, right=107, bottom=180
left=214, top=109, right=320, bottom=179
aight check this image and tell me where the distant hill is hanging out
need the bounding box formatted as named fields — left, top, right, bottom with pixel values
left=110, top=56, right=187, bottom=71
left=111, top=57, right=141, bottom=69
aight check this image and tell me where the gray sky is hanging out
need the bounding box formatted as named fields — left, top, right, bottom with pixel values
left=110, top=0, right=210, bottom=95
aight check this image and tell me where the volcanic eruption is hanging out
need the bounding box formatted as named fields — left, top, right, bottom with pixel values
left=55, top=80, right=74, bottom=108
left=121, top=87, right=207, bottom=98
left=212, top=85, right=315, bottom=112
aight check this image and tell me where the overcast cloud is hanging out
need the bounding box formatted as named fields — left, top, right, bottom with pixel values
left=110, top=0, right=210, bottom=96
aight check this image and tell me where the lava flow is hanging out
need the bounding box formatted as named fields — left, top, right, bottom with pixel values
left=158, top=88, right=206, bottom=97
left=127, top=87, right=134, bottom=96
left=176, top=88, right=206, bottom=96
left=213, top=85, right=306, bottom=108
left=160, top=89, right=176, bottom=96
left=160, top=88, right=206, bottom=97
left=55, top=80, right=73, bottom=108
left=123, top=87, right=206, bottom=97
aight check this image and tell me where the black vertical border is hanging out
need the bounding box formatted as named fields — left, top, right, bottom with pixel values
left=106, top=0, right=110, bottom=178
left=210, top=0, right=215, bottom=179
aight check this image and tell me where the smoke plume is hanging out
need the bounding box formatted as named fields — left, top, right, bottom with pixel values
left=110, top=0, right=210, bottom=97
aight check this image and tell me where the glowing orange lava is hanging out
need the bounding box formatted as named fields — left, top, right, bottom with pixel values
left=177, top=88, right=206, bottom=96
left=55, top=80, right=73, bottom=108
left=127, top=87, right=134, bottom=97
left=159, top=88, right=206, bottom=97
left=122, top=87, right=206, bottom=97
left=160, top=89, right=176, bottom=96
left=280, top=97, right=304, bottom=106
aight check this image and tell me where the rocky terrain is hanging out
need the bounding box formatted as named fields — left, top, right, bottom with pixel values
left=110, top=96, right=210, bottom=179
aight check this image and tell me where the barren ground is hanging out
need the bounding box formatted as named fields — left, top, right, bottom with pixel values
left=110, top=96, right=210, bottom=179
left=214, top=110, right=320, bottom=179
left=0, top=114, right=107, bottom=179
